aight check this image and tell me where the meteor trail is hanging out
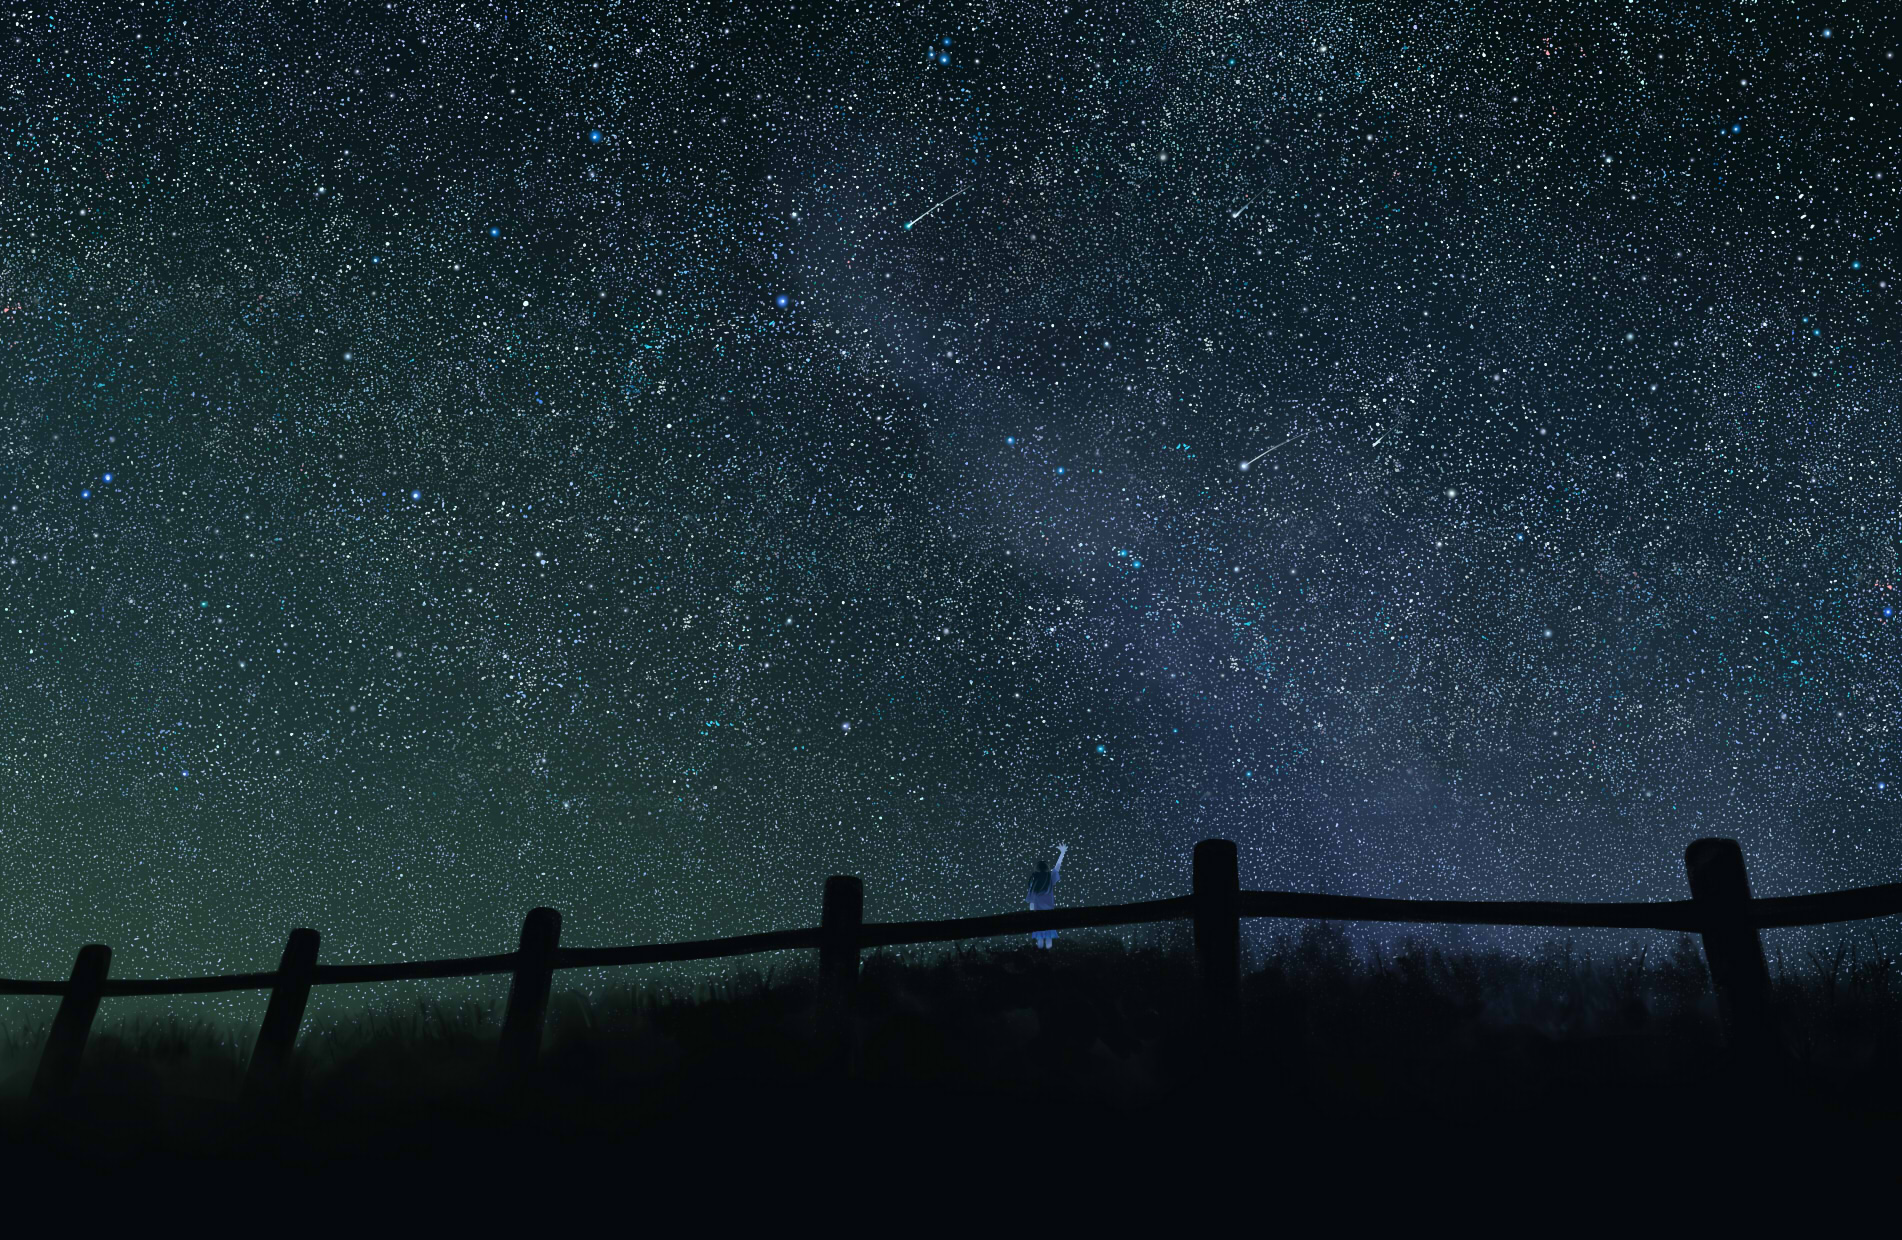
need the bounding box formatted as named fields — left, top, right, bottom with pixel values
left=904, top=188, right=967, bottom=230
left=1229, top=197, right=1255, bottom=220
left=1239, top=429, right=1311, bottom=472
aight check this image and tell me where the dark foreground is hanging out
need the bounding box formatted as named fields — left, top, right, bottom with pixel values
left=4, top=929, right=1900, bottom=1188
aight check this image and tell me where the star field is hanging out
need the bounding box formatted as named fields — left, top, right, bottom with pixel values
left=0, top=1, right=1898, bottom=996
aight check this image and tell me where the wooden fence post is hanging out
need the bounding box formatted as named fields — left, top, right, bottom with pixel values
left=1684, top=838, right=1778, bottom=1062
left=820, top=876, right=863, bottom=1073
left=31, top=944, right=111, bottom=1104
left=245, top=928, right=321, bottom=1104
left=1193, top=839, right=1242, bottom=1028
left=498, top=907, right=562, bottom=1085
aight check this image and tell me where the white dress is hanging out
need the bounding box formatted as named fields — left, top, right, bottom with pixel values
left=1028, top=865, right=1060, bottom=943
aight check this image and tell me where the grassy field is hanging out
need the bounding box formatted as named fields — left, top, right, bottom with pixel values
left=3, top=923, right=1899, bottom=1173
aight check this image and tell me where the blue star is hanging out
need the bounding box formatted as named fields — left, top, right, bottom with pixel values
left=775, top=294, right=789, bottom=308
left=410, top=490, right=422, bottom=501
left=102, top=473, right=112, bottom=483
left=588, top=129, right=604, bottom=143
left=80, top=488, right=91, bottom=499
left=489, top=226, right=501, bottom=237
left=1005, top=436, right=1015, bottom=445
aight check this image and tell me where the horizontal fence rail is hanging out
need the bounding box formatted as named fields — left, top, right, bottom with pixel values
left=557, top=926, right=826, bottom=970
left=857, top=896, right=1194, bottom=949
left=13, top=885, right=1902, bottom=999
left=0, top=902, right=1195, bottom=996
left=1746, top=882, right=1902, bottom=929
left=99, top=971, right=283, bottom=997
left=311, top=953, right=519, bottom=987
left=3, top=837, right=1898, bottom=1102
left=1237, top=892, right=1708, bottom=931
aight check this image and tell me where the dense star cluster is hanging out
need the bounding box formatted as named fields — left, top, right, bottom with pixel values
left=1, top=1, right=1897, bottom=994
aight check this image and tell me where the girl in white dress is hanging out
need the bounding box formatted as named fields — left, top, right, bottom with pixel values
left=1026, top=844, right=1069, bottom=948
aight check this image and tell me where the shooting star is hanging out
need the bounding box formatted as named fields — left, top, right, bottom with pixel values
left=1239, top=429, right=1311, bottom=472
left=904, top=187, right=968, bottom=230
left=1229, top=197, right=1255, bottom=220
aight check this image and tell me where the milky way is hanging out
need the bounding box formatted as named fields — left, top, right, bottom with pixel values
left=1, top=2, right=1897, bottom=1000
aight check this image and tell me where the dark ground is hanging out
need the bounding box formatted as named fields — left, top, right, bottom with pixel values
left=3, top=928, right=1899, bottom=1196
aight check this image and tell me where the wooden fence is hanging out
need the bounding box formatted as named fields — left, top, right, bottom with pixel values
left=6, top=836, right=1902, bottom=1102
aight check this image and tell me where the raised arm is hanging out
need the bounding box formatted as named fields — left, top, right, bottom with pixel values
left=1053, top=843, right=1069, bottom=876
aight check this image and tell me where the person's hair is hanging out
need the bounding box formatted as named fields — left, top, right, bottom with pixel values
left=1028, top=859, right=1053, bottom=894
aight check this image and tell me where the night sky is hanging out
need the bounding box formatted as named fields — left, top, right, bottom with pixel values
left=2, top=1, right=1898, bottom=995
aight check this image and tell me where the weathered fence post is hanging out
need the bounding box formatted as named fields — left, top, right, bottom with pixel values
left=1193, top=839, right=1242, bottom=1028
left=31, top=944, right=111, bottom=1104
left=245, top=928, right=321, bottom=1104
left=498, top=907, right=562, bottom=1085
left=820, top=875, right=863, bottom=1073
left=1684, top=838, right=1778, bottom=1062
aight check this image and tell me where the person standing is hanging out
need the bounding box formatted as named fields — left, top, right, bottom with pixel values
left=1027, top=843, right=1069, bottom=949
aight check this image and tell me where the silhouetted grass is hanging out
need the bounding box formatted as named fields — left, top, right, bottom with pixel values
left=4, top=926, right=1900, bottom=1170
